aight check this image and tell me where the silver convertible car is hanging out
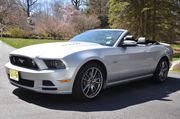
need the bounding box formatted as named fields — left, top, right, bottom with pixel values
left=5, top=29, right=173, bottom=100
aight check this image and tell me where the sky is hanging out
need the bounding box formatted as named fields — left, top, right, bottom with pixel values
left=37, top=0, right=86, bottom=11
left=38, top=0, right=70, bottom=5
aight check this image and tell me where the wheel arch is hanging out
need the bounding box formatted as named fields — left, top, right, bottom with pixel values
left=80, top=59, right=107, bottom=80
left=72, top=58, right=108, bottom=89
left=153, top=55, right=170, bottom=83
left=158, top=55, right=170, bottom=67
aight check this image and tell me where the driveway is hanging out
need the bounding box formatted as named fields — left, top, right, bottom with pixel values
left=0, top=41, right=180, bottom=119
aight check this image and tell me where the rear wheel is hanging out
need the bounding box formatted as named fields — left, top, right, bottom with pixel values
left=73, top=62, right=105, bottom=100
left=153, top=58, right=169, bottom=83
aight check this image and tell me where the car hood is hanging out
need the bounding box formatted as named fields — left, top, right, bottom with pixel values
left=10, top=41, right=109, bottom=59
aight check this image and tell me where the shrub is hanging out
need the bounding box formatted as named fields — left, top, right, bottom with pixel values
left=35, top=16, right=75, bottom=39
left=8, top=27, right=26, bottom=38
left=71, top=14, right=100, bottom=33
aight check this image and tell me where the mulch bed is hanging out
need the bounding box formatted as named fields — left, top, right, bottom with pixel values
left=174, top=48, right=180, bottom=54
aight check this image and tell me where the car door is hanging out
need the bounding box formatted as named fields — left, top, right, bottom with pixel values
left=106, top=39, right=153, bottom=83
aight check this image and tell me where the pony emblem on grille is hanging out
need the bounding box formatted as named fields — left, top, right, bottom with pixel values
left=19, top=59, right=24, bottom=63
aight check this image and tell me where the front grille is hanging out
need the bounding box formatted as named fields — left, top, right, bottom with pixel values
left=9, top=75, right=34, bottom=87
left=10, top=55, right=38, bottom=70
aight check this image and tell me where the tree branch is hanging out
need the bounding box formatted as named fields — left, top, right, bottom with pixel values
left=29, top=0, right=38, bottom=7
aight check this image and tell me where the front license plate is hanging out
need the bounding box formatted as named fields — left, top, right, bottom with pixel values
left=9, top=69, right=19, bottom=81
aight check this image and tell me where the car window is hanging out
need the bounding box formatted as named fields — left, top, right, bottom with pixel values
left=70, top=30, right=123, bottom=46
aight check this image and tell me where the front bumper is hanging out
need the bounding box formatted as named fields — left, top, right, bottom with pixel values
left=5, top=62, right=77, bottom=94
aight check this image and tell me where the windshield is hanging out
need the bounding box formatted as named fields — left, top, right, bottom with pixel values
left=70, top=30, right=123, bottom=46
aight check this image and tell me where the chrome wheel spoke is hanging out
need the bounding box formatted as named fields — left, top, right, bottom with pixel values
left=83, top=84, right=89, bottom=92
left=90, top=68, right=94, bottom=78
left=93, top=69, right=98, bottom=79
left=84, top=72, right=91, bottom=81
left=85, top=86, right=91, bottom=95
left=93, top=78, right=102, bottom=84
left=94, top=81, right=102, bottom=84
left=90, top=67, right=98, bottom=79
left=83, top=78, right=89, bottom=82
left=83, top=84, right=91, bottom=95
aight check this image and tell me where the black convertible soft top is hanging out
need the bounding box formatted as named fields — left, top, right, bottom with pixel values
left=136, top=37, right=159, bottom=45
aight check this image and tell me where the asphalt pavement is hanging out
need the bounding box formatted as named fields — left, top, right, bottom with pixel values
left=0, top=41, right=180, bottom=119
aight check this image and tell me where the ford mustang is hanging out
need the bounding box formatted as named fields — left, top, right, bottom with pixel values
left=5, top=29, right=173, bottom=100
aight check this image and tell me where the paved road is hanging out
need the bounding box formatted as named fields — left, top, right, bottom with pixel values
left=0, top=41, right=180, bottom=119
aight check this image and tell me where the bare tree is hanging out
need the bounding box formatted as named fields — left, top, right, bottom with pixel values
left=35, top=5, right=100, bottom=39
left=0, top=0, right=17, bottom=24
left=87, top=0, right=108, bottom=16
left=86, top=0, right=108, bottom=28
left=51, top=0, right=63, bottom=19
left=18, top=0, right=38, bottom=17
left=71, top=0, right=83, bottom=10
left=71, top=14, right=100, bottom=33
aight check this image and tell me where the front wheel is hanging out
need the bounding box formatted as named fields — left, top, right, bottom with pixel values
left=73, top=62, right=105, bottom=100
left=153, top=58, right=169, bottom=83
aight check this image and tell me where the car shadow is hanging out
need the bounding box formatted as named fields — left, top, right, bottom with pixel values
left=13, top=76, right=180, bottom=112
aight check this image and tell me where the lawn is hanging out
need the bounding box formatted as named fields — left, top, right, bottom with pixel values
left=0, top=37, right=67, bottom=48
left=172, top=44, right=180, bottom=61
left=170, top=44, right=180, bottom=72
left=171, top=44, right=180, bottom=49
left=173, top=58, right=180, bottom=61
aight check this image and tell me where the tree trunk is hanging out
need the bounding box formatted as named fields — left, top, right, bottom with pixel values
left=152, top=0, right=156, bottom=41
left=28, top=0, right=30, bottom=17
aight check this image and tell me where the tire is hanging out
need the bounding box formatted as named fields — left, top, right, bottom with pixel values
left=72, top=62, right=105, bottom=101
left=153, top=58, right=169, bottom=83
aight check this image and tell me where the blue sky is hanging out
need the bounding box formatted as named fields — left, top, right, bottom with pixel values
left=38, top=0, right=70, bottom=4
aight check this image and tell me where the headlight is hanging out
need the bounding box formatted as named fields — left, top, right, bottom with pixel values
left=43, top=59, right=66, bottom=69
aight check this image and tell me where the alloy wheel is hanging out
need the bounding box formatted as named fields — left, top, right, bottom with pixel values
left=81, top=67, right=103, bottom=99
left=158, top=61, right=169, bottom=81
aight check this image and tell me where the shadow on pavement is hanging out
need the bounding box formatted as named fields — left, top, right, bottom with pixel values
left=13, top=77, right=180, bottom=112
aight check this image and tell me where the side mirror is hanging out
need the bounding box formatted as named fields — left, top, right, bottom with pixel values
left=123, top=40, right=137, bottom=46
left=124, top=35, right=134, bottom=41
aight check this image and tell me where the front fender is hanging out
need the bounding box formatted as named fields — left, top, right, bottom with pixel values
left=62, top=50, right=109, bottom=81
left=155, top=45, right=173, bottom=67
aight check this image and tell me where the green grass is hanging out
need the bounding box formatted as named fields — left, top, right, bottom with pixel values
left=0, top=37, right=67, bottom=48
left=175, top=69, right=180, bottom=72
left=171, top=68, right=180, bottom=72
left=172, top=44, right=180, bottom=72
left=171, top=44, right=180, bottom=62
left=173, top=57, right=180, bottom=61
left=171, top=44, right=180, bottom=49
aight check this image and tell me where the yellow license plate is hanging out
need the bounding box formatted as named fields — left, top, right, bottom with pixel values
left=9, top=69, right=19, bottom=81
